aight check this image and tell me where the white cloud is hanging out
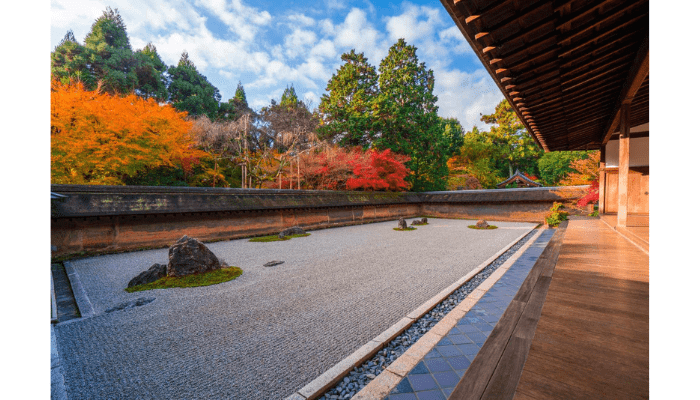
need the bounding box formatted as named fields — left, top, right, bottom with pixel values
left=289, top=13, right=315, bottom=27
left=319, top=18, right=335, bottom=36
left=310, top=39, right=337, bottom=60
left=332, top=8, right=384, bottom=65
left=284, top=29, right=318, bottom=59
left=438, top=26, right=471, bottom=55
left=303, top=91, right=320, bottom=107
left=385, top=4, right=442, bottom=44
left=195, top=0, right=271, bottom=42
left=433, top=67, right=504, bottom=130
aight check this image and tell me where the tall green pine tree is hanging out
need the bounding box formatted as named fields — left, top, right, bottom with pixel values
left=167, top=51, right=222, bottom=118
left=377, top=39, right=449, bottom=191
left=318, top=50, right=380, bottom=148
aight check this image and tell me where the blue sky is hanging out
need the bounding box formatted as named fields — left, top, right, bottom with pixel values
left=51, top=0, right=504, bottom=130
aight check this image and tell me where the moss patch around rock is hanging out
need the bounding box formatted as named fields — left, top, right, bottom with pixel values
left=248, top=233, right=310, bottom=242
left=393, top=227, right=417, bottom=231
left=468, top=225, right=498, bottom=230
left=125, top=266, right=243, bottom=293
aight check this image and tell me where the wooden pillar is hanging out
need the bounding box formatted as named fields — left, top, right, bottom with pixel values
left=599, top=144, right=606, bottom=214
left=617, top=102, right=631, bottom=227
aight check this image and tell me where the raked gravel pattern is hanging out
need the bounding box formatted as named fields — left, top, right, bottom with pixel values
left=54, top=219, right=534, bottom=400
left=318, top=229, right=540, bottom=400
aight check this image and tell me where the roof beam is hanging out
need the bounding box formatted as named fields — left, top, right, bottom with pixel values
left=601, top=35, right=649, bottom=145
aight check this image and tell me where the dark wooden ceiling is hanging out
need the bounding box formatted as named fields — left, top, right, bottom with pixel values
left=440, top=0, right=649, bottom=151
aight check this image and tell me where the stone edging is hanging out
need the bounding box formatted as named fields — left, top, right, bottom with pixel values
left=284, top=225, right=540, bottom=400
left=63, top=261, right=95, bottom=319
left=350, top=227, right=546, bottom=400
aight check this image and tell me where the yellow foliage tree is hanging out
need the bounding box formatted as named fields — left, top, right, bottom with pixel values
left=560, top=151, right=600, bottom=185
left=51, top=80, right=205, bottom=185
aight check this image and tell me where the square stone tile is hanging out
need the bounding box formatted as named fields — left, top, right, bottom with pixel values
left=436, top=338, right=452, bottom=346
left=432, top=371, right=460, bottom=388
left=442, top=387, right=454, bottom=398
left=446, top=334, right=471, bottom=345
left=445, top=355, right=471, bottom=371
left=456, top=343, right=480, bottom=356
left=388, top=394, right=418, bottom=400
left=473, top=323, right=492, bottom=334
left=435, top=345, right=462, bottom=358
left=424, top=358, right=451, bottom=373
left=423, top=349, right=441, bottom=359
left=407, top=374, right=438, bottom=391
left=447, top=327, right=462, bottom=336
left=415, top=390, right=446, bottom=400
left=408, top=361, right=429, bottom=375
left=390, top=378, right=414, bottom=394
left=455, top=324, right=479, bottom=333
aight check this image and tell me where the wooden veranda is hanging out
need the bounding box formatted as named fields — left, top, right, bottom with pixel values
left=439, top=0, right=650, bottom=398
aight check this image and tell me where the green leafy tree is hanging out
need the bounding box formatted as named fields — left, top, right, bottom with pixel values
left=233, top=81, right=248, bottom=105
left=449, top=126, right=504, bottom=188
left=83, top=7, right=139, bottom=94
left=218, top=82, right=251, bottom=121
left=536, top=151, right=590, bottom=186
left=440, top=117, right=465, bottom=157
left=377, top=39, right=448, bottom=191
left=318, top=50, right=380, bottom=148
left=480, top=99, right=542, bottom=178
left=133, top=43, right=168, bottom=101
left=280, top=84, right=300, bottom=108
left=51, top=30, right=95, bottom=88
left=167, top=51, right=222, bottom=118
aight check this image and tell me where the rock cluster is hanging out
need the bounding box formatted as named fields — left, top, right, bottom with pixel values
left=398, top=218, right=407, bottom=229
left=167, top=235, right=223, bottom=277
left=411, top=217, right=428, bottom=226
left=127, top=264, right=166, bottom=288
left=475, top=219, right=490, bottom=228
left=279, top=226, right=305, bottom=239
left=128, top=236, right=225, bottom=288
left=318, top=229, right=539, bottom=400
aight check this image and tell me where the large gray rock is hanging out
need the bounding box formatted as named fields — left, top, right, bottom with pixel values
left=398, top=218, right=407, bottom=229
left=420, top=217, right=428, bottom=224
left=127, top=263, right=166, bottom=288
left=278, top=226, right=305, bottom=239
left=167, top=235, right=222, bottom=277
left=475, top=219, right=490, bottom=229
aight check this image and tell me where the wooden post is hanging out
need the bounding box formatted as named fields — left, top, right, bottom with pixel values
left=599, top=145, right=606, bottom=214
left=617, top=102, right=631, bottom=227
left=297, top=155, right=301, bottom=190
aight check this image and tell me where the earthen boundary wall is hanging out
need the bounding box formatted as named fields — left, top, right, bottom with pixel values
left=51, top=185, right=586, bottom=257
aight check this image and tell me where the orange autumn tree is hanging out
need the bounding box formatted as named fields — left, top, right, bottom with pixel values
left=346, top=148, right=411, bottom=191
left=559, top=151, right=600, bottom=185
left=51, top=80, right=205, bottom=185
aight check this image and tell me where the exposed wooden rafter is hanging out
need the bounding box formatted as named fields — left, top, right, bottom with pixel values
left=439, top=0, right=649, bottom=152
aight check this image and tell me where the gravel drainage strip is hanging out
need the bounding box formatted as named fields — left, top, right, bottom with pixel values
left=286, top=226, right=545, bottom=400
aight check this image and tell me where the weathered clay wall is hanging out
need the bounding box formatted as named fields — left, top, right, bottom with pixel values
left=51, top=185, right=585, bottom=257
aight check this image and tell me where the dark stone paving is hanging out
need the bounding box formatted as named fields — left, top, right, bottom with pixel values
left=51, top=263, right=80, bottom=323
left=384, top=229, right=554, bottom=400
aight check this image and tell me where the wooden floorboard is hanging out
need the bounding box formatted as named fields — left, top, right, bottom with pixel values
left=514, top=218, right=649, bottom=399
left=450, top=218, right=649, bottom=400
